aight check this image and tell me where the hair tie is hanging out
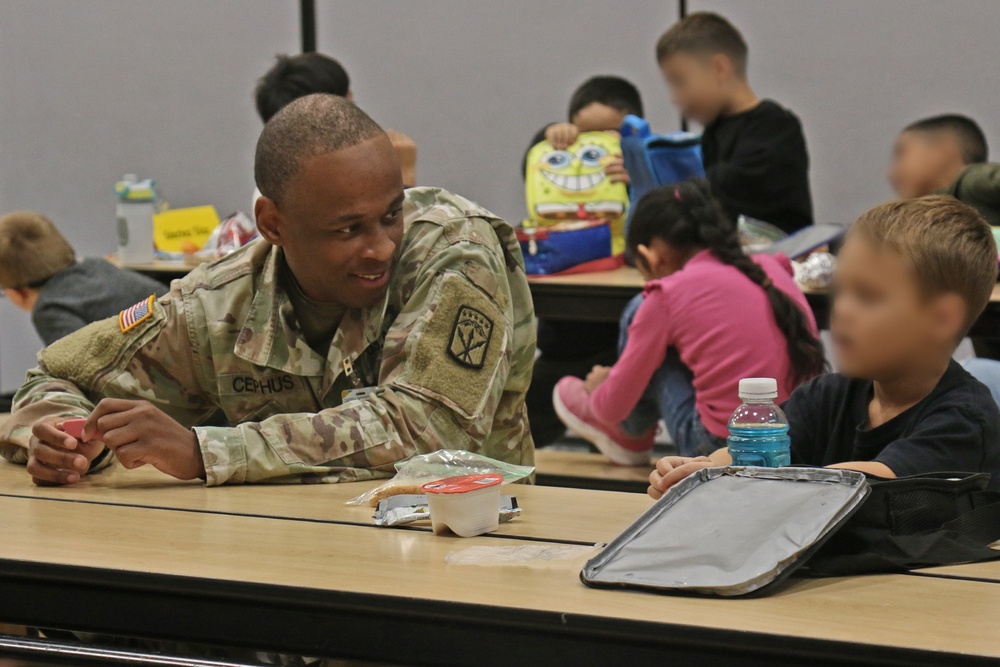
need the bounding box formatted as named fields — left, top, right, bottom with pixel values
left=761, top=277, right=773, bottom=289
left=674, top=188, right=682, bottom=202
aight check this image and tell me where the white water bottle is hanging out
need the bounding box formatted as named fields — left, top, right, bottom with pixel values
left=115, top=174, right=157, bottom=263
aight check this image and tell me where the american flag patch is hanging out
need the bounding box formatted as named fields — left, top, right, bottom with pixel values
left=119, top=295, right=155, bottom=333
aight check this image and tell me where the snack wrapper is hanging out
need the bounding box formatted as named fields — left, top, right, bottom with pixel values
left=346, top=450, right=534, bottom=507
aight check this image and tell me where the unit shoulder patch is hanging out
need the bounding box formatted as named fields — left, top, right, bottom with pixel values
left=447, top=305, right=494, bottom=369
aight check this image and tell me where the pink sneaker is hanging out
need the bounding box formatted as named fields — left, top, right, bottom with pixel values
left=552, top=377, right=654, bottom=466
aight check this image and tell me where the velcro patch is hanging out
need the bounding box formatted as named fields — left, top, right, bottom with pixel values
left=448, top=306, right=494, bottom=369
left=399, top=272, right=507, bottom=419
left=119, top=295, right=156, bottom=333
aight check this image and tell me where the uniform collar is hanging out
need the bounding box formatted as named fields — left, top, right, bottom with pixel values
left=234, top=246, right=389, bottom=380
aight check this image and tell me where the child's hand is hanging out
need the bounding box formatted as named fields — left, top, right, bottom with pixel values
left=545, top=123, right=580, bottom=150
left=583, top=365, right=611, bottom=393
left=648, top=456, right=714, bottom=499
left=605, top=155, right=630, bottom=185
left=386, top=129, right=417, bottom=187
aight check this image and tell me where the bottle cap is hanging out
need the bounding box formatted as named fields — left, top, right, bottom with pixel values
left=738, top=377, right=778, bottom=400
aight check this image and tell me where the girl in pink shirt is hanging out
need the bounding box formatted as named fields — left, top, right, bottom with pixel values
left=553, top=179, right=826, bottom=465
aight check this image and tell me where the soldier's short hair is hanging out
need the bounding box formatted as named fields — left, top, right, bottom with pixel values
left=0, top=211, right=76, bottom=289
left=852, top=195, right=998, bottom=336
left=254, top=94, right=386, bottom=205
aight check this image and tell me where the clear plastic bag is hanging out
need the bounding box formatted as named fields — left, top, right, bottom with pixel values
left=346, top=450, right=534, bottom=506
left=194, top=211, right=258, bottom=260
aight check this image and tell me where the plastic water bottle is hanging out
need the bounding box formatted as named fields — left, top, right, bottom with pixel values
left=727, top=378, right=791, bottom=467
left=115, top=174, right=157, bottom=263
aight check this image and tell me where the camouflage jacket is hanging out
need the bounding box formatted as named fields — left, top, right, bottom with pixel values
left=0, top=188, right=536, bottom=485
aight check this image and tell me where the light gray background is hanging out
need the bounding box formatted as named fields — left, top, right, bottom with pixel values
left=316, top=0, right=682, bottom=225
left=3, top=0, right=1000, bottom=390
left=0, top=0, right=299, bottom=391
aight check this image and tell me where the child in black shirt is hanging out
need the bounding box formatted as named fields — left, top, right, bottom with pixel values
left=655, top=13, right=813, bottom=234
left=649, top=196, right=1000, bottom=497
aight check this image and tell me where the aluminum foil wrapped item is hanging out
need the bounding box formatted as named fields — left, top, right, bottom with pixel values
left=794, top=252, right=836, bottom=291
left=373, top=494, right=520, bottom=527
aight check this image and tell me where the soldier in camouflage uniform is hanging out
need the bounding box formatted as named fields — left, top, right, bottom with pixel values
left=0, top=95, right=535, bottom=485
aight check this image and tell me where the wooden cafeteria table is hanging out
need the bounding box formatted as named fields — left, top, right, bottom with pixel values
left=4, top=493, right=1000, bottom=666
left=0, top=461, right=651, bottom=547
left=534, top=448, right=652, bottom=493
left=110, top=256, right=202, bottom=284
left=528, top=268, right=1000, bottom=337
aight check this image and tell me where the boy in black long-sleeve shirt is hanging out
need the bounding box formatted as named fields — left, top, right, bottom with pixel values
left=656, top=12, right=813, bottom=234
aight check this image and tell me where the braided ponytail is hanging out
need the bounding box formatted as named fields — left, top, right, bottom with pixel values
left=626, top=178, right=828, bottom=384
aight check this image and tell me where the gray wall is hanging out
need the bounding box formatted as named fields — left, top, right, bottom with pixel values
left=316, top=0, right=682, bottom=226
left=0, top=0, right=299, bottom=392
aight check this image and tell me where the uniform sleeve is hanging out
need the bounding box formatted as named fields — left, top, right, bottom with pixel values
left=0, top=288, right=217, bottom=465
left=194, top=226, right=520, bottom=485
left=873, top=407, right=989, bottom=478
left=31, top=303, right=90, bottom=346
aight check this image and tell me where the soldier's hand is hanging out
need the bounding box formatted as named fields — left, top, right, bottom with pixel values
left=90, top=398, right=206, bottom=481
left=28, top=417, right=106, bottom=486
left=545, top=123, right=580, bottom=150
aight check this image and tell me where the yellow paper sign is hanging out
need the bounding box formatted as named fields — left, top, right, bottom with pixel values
left=153, top=206, right=219, bottom=253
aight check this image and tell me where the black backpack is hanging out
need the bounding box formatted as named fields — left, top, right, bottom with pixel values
left=807, top=471, right=1000, bottom=576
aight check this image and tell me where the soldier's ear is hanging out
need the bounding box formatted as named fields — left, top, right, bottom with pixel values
left=255, top=196, right=285, bottom=246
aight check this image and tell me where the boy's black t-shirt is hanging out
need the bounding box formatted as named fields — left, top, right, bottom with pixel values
left=702, top=99, right=813, bottom=234
left=783, top=361, right=1000, bottom=489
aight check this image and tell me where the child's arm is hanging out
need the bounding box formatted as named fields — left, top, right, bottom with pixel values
left=648, top=449, right=731, bottom=499
left=385, top=130, right=417, bottom=188
left=827, top=461, right=896, bottom=478
left=588, top=290, right=673, bottom=424
left=545, top=123, right=580, bottom=150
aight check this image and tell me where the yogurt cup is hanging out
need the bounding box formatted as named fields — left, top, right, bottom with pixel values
left=422, top=473, right=503, bottom=537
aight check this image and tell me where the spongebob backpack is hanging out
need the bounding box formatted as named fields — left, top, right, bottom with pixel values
left=519, top=131, right=630, bottom=275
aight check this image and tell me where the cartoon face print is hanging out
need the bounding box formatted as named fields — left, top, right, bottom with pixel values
left=527, top=131, right=629, bottom=223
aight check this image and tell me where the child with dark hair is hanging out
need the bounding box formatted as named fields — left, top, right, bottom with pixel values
left=522, top=75, right=643, bottom=447
left=522, top=75, right=642, bottom=181
left=254, top=53, right=417, bottom=187
left=553, top=178, right=824, bottom=464
left=656, top=12, right=813, bottom=233
left=889, top=114, right=1000, bottom=226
